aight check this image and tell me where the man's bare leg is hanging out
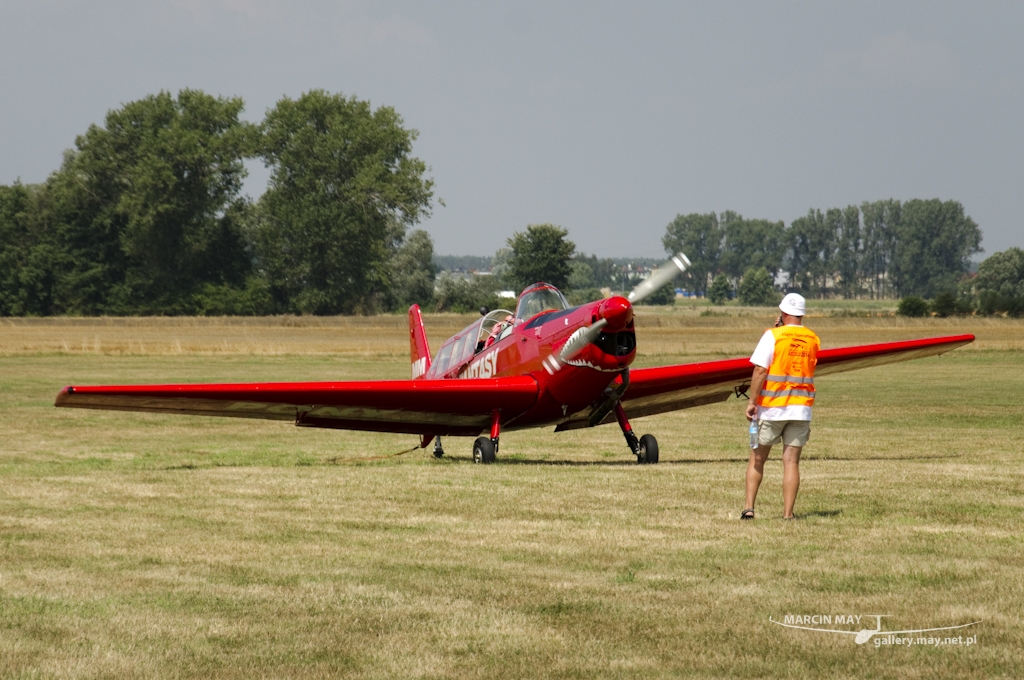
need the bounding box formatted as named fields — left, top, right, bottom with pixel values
left=781, top=445, right=802, bottom=519
left=745, top=445, right=772, bottom=512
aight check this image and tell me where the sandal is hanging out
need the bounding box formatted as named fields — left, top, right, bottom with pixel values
left=740, top=508, right=755, bottom=520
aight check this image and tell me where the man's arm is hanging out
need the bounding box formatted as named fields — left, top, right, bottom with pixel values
left=745, top=365, right=768, bottom=421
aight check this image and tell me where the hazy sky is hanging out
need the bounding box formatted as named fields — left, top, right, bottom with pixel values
left=2, top=1, right=1021, bottom=257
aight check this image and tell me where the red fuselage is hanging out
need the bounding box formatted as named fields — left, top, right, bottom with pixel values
left=421, top=296, right=637, bottom=432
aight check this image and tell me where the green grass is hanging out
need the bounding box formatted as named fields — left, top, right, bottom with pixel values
left=0, top=320, right=1022, bottom=678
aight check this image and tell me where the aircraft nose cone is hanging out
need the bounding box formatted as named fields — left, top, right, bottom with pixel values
left=599, top=296, right=633, bottom=332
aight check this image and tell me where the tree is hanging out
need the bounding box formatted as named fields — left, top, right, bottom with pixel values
left=833, top=205, right=862, bottom=299
left=48, top=89, right=256, bottom=314
left=568, top=259, right=596, bottom=290
left=738, top=267, right=779, bottom=306
left=388, top=229, right=436, bottom=310
left=786, top=211, right=815, bottom=294
left=0, top=182, right=57, bottom=315
left=505, top=224, right=575, bottom=291
left=662, top=212, right=721, bottom=295
left=253, top=90, right=434, bottom=314
left=786, top=208, right=838, bottom=297
left=719, top=212, right=786, bottom=281
left=433, top=272, right=501, bottom=313
left=892, top=199, right=981, bottom=298
left=571, top=254, right=620, bottom=289
left=860, top=199, right=900, bottom=299
left=973, top=247, right=1024, bottom=315
left=708, top=273, right=731, bottom=305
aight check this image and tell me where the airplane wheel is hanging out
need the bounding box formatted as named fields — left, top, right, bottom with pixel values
left=432, top=439, right=444, bottom=459
left=473, top=436, right=496, bottom=464
left=638, top=434, right=659, bottom=464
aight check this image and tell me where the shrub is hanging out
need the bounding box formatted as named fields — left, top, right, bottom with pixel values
left=635, top=281, right=677, bottom=306
left=971, top=247, right=1024, bottom=316
left=707, top=273, right=731, bottom=305
left=737, top=267, right=780, bottom=306
left=930, top=291, right=957, bottom=318
left=978, top=291, right=1024, bottom=317
left=897, top=296, right=929, bottom=317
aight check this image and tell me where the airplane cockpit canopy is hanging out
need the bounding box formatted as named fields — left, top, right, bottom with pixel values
left=424, top=308, right=515, bottom=378
left=515, top=283, right=569, bottom=322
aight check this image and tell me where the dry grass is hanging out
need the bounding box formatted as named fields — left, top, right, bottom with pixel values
left=1, top=314, right=1022, bottom=678
left=2, top=310, right=1021, bottom=359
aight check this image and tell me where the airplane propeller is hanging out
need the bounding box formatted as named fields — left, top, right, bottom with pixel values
left=544, top=319, right=608, bottom=374
left=546, top=252, right=691, bottom=374
left=627, top=252, right=691, bottom=305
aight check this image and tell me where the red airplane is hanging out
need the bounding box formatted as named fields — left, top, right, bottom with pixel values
left=55, top=253, right=974, bottom=464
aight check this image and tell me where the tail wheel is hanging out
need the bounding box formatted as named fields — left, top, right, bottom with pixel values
left=473, top=436, right=496, bottom=464
left=638, top=434, right=659, bottom=464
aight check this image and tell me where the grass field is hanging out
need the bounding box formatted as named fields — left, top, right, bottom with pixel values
left=1, top=312, right=1022, bottom=678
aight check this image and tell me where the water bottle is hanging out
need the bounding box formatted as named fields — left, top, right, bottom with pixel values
left=749, top=418, right=759, bottom=449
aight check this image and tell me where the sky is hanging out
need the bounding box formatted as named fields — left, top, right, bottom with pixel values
left=1, top=1, right=1021, bottom=258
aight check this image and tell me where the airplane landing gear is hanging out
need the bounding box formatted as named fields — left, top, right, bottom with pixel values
left=473, top=437, right=496, bottom=464
left=637, top=433, right=659, bottom=465
left=473, top=409, right=501, bottom=464
left=614, top=403, right=658, bottom=464
left=433, top=436, right=445, bottom=459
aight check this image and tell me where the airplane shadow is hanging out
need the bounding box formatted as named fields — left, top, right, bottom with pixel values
left=496, top=458, right=720, bottom=467
left=489, top=453, right=962, bottom=467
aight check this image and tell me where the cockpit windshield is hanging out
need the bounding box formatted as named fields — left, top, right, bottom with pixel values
left=515, top=284, right=569, bottom=322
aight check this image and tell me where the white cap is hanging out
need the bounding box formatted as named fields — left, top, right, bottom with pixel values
left=779, top=293, right=806, bottom=317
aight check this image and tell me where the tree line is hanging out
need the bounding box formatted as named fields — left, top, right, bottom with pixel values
left=0, top=89, right=436, bottom=316
left=662, top=201, right=984, bottom=301
left=2, top=88, right=1020, bottom=316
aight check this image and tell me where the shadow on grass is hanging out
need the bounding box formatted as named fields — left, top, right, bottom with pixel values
left=482, top=454, right=964, bottom=467
left=800, top=509, right=843, bottom=519
left=803, top=454, right=963, bottom=462
left=306, top=452, right=965, bottom=467
left=149, top=451, right=967, bottom=469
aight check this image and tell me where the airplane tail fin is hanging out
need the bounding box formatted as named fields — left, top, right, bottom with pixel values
left=408, top=304, right=431, bottom=379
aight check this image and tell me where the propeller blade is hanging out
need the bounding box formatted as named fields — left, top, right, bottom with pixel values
left=560, top=318, right=608, bottom=362
left=544, top=319, right=609, bottom=374
left=627, top=252, right=691, bottom=304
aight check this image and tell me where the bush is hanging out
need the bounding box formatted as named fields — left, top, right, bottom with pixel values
left=635, top=281, right=677, bottom=306
left=737, top=267, right=780, bottom=306
left=971, top=247, right=1024, bottom=316
left=897, top=296, right=929, bottom=317
left=978, top=291, right=1024, bottom=317
left=930, top=290, right=957, bottom=318
left=707, top=273, right=731, bottom=305
left=191, top=279, right=273, bottom=316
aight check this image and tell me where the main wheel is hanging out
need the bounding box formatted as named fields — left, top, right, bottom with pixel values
left=473, top=437, right=496, bottom=464
left=638, top=434, right=659, bottom=464
left=432, top=437, right=445, bottom=459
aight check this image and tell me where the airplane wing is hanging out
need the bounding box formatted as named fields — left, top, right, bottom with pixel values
left=557, top=334, right=974, bottom=429
left=55, top=376, right=539, bottom=437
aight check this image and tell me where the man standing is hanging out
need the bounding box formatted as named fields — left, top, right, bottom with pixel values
left=741, top=293, right=819, bottom=520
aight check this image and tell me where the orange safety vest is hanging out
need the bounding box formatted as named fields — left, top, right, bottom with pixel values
left=757, top=325, right=820, bottom=409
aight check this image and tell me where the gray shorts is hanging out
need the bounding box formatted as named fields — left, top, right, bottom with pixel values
left=757, top=419, right=810, bottom=448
